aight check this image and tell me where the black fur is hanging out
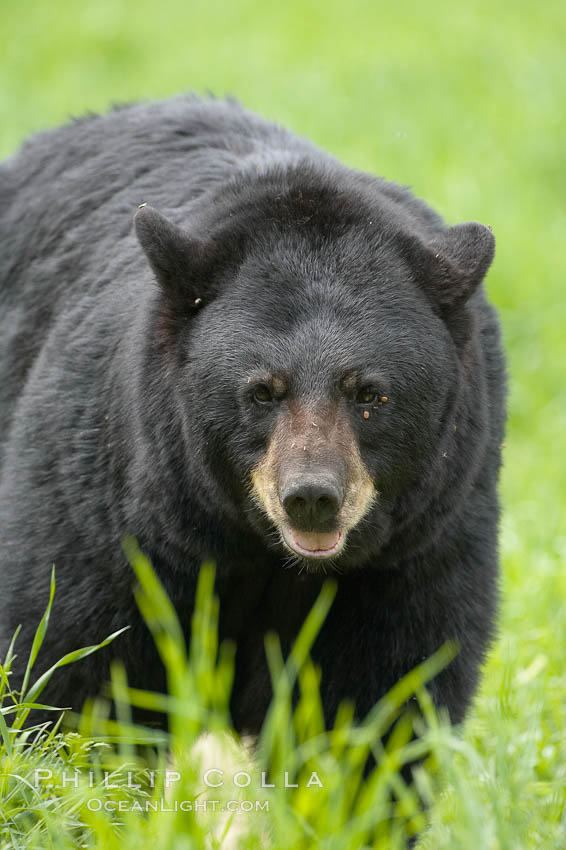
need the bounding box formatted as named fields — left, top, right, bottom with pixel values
left=0, top=95, right=505, bottom=736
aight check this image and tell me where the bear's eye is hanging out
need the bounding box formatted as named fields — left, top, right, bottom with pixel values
left=252, top=384, right=273, bottom=405
left=356, top=387, right=378, bottom=405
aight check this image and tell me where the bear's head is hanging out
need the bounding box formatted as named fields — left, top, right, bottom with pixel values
left=135, top=167, right=495, bottom=570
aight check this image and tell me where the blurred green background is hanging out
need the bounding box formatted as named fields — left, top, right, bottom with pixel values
left=2, top=0, right=565, bottom=842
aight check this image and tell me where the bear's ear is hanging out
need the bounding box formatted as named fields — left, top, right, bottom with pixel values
left=134, top=204, right=216, bottom=308
left=412, top=222, right=495, bottom=313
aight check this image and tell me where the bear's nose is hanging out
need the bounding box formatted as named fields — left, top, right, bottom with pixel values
left=281, top=475, right=343, bottom=530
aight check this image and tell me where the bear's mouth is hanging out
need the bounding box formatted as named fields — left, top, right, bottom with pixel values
left=280, top=526, right=345, bottom=560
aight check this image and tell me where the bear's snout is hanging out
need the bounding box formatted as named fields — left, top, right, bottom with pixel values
left=280, top=472, right=344, bottom=532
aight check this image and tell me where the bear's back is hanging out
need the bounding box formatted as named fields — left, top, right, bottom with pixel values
left=0, top=96, right=318, bottom=452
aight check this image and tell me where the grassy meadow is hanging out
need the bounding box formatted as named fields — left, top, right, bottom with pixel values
left=1, top=0, right=565, bottom=847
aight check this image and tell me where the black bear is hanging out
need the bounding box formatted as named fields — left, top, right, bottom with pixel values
left=0, top=95, right=506, bottom=737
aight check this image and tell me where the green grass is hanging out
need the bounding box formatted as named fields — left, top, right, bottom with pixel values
left=1, top=550, right=462, bottom=849
left=1, top=0, right=566, bottom=846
